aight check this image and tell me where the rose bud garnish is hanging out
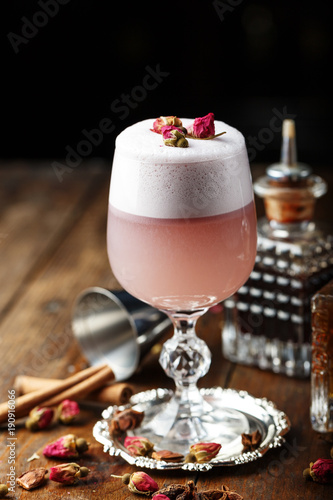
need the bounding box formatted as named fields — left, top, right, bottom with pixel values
left=57, top=399, right=80, bottom=425
left=185, top=442, right=221, bottom=463
left=152, top=116, right=183, bottom=134
left=49, top=463, right=90, bottom=486
left=161, top=126, right=188, bottom=148
left=25, top=406, right=54, bottom=432
left=124, top=436, right=155, bottom=457
left=43, top=433, right=89, bottom=459
left=186, top=112, right=226, bottom=140
left=303, top=458, right=333, bottom=483
left=16, top=467, right=48, bottom=490
left=109, top=408, right=144, bottom=436
left=111, top=471, right=159, bottom=496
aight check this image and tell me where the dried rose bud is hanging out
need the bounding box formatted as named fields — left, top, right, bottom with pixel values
left=161, top=126, right=188, bottom=148
left=0, top=484, right=8, bottom=497
left=25, top=406, right=54, bottom=431
left=49, top=463, right=90, bottom=485
left=16, top=467, right=48, bottom=490
left=152, top=495, right=170, bottom=500
left=109, top=408, right=144, bottom=436
left=124, top=436, right=155, bottom=457
left=151, top=450, right=184, bottom=463
left=111, top=471, right=159, bottom=496
left=43, top=433, right=89, bottom=458
left=57, top=399, right=80, bottom=424
left=187, top=112, right=215, bottom=138
left=309, top=458, right=333, bottom=483
left=153, top=116, right=183, bottom=134
left=185, top=442, right=221, bottom=463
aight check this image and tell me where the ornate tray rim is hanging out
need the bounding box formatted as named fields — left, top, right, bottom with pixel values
left=92, top=387, right=291, bottom=471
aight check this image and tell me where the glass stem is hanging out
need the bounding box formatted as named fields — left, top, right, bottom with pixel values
left=159, top=310, right=212, bottom=417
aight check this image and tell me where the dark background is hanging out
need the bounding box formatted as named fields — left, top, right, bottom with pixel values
left=1, top=0, right=332, bottom=167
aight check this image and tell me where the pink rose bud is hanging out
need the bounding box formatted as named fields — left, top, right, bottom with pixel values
left=187, top=112, right=215, bottom=138
left=161, top=126, right=188, bottom=148
left=43, top=433, right=89, bottom=458
left=25, top=406, right=54, bottom=431
left=57, top=399, right=80, bottom=424
left=124, top=436, right=155, bottom=457
left=153, top=116, right=183, bottom=134
left=310, top=458, right=333, bottom=483
left=49, top=462, right=90, bottom=485
left=186, top=442, right=221, bottom=463
left=111, top=471, right=159, bottom=496
left=129, top=471, right=159, bottom=495
left=152, top=495, right=170, bottom=500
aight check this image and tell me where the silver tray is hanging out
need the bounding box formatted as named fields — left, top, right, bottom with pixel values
left=93, top=387, right=291, bottom=471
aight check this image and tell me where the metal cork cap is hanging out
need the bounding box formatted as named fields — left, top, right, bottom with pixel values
left=266, top=119, right=312, bottom=184
left=254, top=119, right=327, bottom=223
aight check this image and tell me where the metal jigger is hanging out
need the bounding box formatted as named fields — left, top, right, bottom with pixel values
left=71, top=287, right=172, bottom=381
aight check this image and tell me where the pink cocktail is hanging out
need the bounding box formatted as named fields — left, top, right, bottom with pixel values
left=107, top=116, right=257, bottom=452
left=108, top=203, right=256, bottom=311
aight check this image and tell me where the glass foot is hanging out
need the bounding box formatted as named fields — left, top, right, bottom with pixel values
left=133, top=390, right=250, bottom=457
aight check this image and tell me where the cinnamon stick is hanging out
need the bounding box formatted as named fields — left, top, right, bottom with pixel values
left=0, top=364, right=114, bottom=424
left=37, top=365, right=115, bottom=407
left=88, top=383, right=133, bottom=405
left=14, top=375, right=133, bottom=406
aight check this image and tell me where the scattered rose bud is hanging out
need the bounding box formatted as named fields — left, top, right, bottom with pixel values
left=49, top=463, right=90, bottom=485
left=16, top=467, right=48, bottom=490
left=153, top=116, right=183, bottom=134
left=124, top=436, right=155, bottom=457
left=111, top=471, right=159, bottom=496
left=152, top=495, right=170, bottom=500
left=187, top=112, right=215, bottom=138
left=57, top=399, right=80, bottom=424
left=185, top=442, right=221, bottom=463
left=151, top=450, right=184, bottom=463
left=25, top=406, right=54, bottom=432
left=43, top=433, right=89, bottom=459
left=161, top=126, right=188, bottom=148
left=308, top=458, right=333, bottom=483
left=0, top=484, right=8, bottom=497
left=109, top=408, right=144, bottom=436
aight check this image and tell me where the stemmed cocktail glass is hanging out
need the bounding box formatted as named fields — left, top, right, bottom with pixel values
left=107, top=117, right=257, bottom=456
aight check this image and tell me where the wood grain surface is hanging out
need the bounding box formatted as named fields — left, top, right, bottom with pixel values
left=0, top=161, right=332, bottom=499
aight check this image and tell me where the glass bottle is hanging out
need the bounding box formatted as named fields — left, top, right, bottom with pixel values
left=222, top=119, right=333, bottom=377
left=311, top=279, right=333, bottom=431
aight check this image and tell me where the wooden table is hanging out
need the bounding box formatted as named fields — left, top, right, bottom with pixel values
left=0, top=161, right=332, bottom=499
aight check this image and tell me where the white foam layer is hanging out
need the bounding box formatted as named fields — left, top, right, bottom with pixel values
left=110, top=118, right=253, bottom=218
